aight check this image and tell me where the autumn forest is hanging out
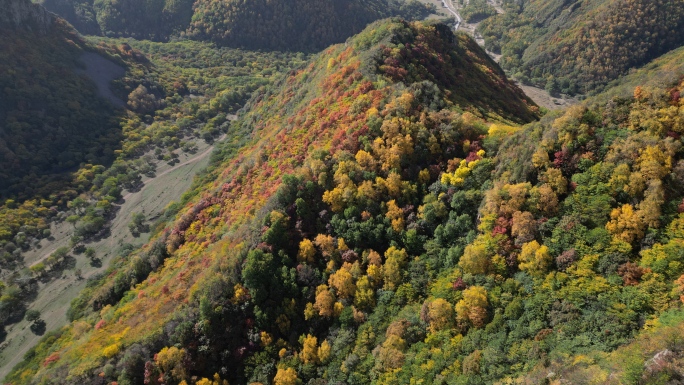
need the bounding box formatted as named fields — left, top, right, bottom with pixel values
left=2, top=0, right=684, bottom=384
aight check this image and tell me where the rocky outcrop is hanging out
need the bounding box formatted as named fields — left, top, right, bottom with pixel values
left=0, top=0, right=53, bottom=33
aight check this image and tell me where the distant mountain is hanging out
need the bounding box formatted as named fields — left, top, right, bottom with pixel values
left=0, top=0, right=123, bottom=199
left=34, top=0, right=435, bottom=51
left=478, top=0, right=684, bottom=95
left=35, top=0, right=195, bottom=39
left=187, top=0, right=435, bottom=51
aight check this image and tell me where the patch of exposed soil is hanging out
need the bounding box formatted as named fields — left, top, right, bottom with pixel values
left=78, top=52, right=126, bottom=107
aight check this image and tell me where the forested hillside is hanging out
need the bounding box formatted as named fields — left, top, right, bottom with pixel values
left=187, top=0, right=434, bottom=51
left=0, top=5, right=122, bottom=201
left=35, top=0, right=434, bottom=51
left=5, top=19, right=540, bottom=384
left=478, top=0, right=684, bottom=95
left=595, top=45, right=684, bottom=103
left=36, top=0, right=195, bottom=39
left=7, top=5, right=684, bottom=385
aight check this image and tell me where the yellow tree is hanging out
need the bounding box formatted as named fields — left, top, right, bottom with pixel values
left=300, top=334, right=318, bottom=364
left=459, top=235, right=496, bottom=275
left=386, top=200, right=405, bottom=232
left=637, top=180, right=664, bottom=228
left=441, top=154, right=483, bottom=187
left=354, top=275, right=375, bottom=310
left=374, top=321, right=407, bottom=371
left=155, top=346, right=187, bottom=382
left=318, top=340, right=331, bottom=363
left=637, top=145, right=672, bottom=181
left=313, top=285, right=335, bottom=317
left=383, top=247, right=408, bottom=290
left=298, top=239, right=316, bottom=263
left=427, top=298, right=454, bottom=332
left=455, top=286, right=489, bottom=329
left=531, top=148, right=550, bottom=169
left=541, top=168, right=568, bottom=195
left=314, top=234, right=336, bottom=259
left=511, top=211, right=537, bottom=244
left=328, top=268, right=356, bottom=299
left=608, top=163, right=631, bottom=195
left=531, top=184, right=558, bottom=215
left=195, top=373, right=228, bottom=385
left=606, top=204, right=644, bottom=243
left=355, top=149, right=377, bottom=171
left=274, top=367, right=297, bottom=385
left=357, top=180, right=377, bottom=202
left=518, top=240, right=552, bottom=277
left=322, top=187, right=348, bottom=212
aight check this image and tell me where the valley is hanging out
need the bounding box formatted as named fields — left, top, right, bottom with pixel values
left=0, top=134, right=219, bottom=380
left=418, top=0, right=576, bottom=110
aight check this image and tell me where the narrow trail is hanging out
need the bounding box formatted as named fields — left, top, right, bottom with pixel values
left=121, top=134, right=226, bottom=201
left=440, top=0, right=462, bottom=30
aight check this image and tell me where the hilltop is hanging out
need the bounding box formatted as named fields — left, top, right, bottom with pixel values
left=4, top=19, right=538, bottom=384
left=478, top=0, right=684, bottom=95
left=1, top=0, right=52, bottom=32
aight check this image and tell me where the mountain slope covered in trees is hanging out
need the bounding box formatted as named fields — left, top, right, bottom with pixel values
left=7, top=11, right=684, bottom=385
left=35, top=0, right=435, bottom=51
left=35, top=0, right=195, bottom=39
left=5, top=19, right=539, bottom=384
left=0, top=0, right=123, bottom=201
left=186, top=0, right=434, bottom=51
left=478, top=0, right=684, bottom=95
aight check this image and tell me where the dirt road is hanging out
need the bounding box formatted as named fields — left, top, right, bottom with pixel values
left=440, top=0, right=462, bottom=30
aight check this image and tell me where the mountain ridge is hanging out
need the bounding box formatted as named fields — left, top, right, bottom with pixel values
left=34, top=0, right=436, bottom=51
left=4, top=19, right=538, bottom=385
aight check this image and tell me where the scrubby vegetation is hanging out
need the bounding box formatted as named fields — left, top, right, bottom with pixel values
left=478, top=0, right=684, bottom=95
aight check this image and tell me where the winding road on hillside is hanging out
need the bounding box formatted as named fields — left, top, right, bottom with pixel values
left=441, top=0, right=462, bottom=30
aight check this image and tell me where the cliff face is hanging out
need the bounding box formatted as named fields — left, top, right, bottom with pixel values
left=0, top=0, right=53, bottom=33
